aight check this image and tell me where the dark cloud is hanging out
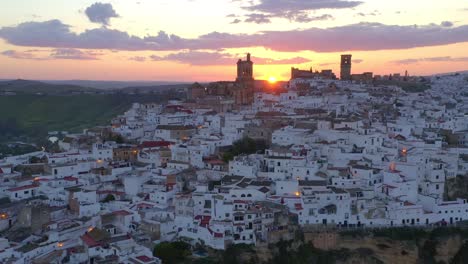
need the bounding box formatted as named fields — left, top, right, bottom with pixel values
left=1, top=48, right=99, bottom=60
left=150, top=51, right=310, bottom=66
left=244, top=0, right=362, bottom=13
left=85, top=2, right=119, bottom=26
left=50, top=48, right=99, bottom=60
left=244, top=13, right=271, bottom=24
left=1, top=50, right=43, bottom=60
left=440, top=21, right=453, bottom=27
left=230, top=19, right=242, bottom=24
left=286, top=13, right=333, bottom=23
left=393, top=56, right=468, bottom=65
left=241, top=0, right=360, bottom=22
left=356, top=11, right=379, bottom=17
left=2, top=20, right=468, bottom=53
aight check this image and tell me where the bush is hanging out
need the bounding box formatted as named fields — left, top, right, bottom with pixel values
left=153, top=241, right=191, bottom=264
left=372, top=227, right=428, bottom=241
left=102, top=194, right=115, bottom=203
left=222, top=137, right=267, bottom=162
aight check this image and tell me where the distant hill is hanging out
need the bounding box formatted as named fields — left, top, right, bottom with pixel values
left=42, top=80, right=190, bottom=89
left=0, top=79, right=100, bottom=94
left=121, top=84, right=190, bottom=94
left=0, top=79, right=191, bottom=95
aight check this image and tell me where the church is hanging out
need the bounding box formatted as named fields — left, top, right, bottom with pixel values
left=187, top=54, right=255, bottom=108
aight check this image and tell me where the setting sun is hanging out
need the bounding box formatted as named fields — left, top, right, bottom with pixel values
left=268, top=76, right=277, bottom=83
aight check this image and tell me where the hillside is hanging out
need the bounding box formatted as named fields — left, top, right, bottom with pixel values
left=0, top=92, right=184, bottom=144
left=187, top=227, right=468, bottom=264
left=0, top=79, right=101, bottom=94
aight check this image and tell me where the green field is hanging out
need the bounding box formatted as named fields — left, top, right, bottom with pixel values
left=0, top=93, right=179, bottom=142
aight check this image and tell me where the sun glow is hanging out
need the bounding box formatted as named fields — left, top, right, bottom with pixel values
left=268, top=76, right=277, bottom=83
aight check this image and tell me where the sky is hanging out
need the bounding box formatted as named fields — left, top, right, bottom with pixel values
left=0, top=0, right=467, bottom=81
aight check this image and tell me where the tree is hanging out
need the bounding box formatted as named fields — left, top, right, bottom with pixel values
left=102, top=194, right=115, bottom=203
left=153, top=241, right=191, bottom=264
left=223, top=137, right=267, bottom=162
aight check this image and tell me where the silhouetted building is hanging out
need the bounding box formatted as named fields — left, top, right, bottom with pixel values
left=291, top=67, right=336, bottom=80
left=351, top=72, right=373, bottom=82
left=187, top=82, right=205, bottom=100
left=187, top=53, right=254, bottom=107
left=236, top=53, right=254, bottom=82
left=340, top=54, right=352, bottom=80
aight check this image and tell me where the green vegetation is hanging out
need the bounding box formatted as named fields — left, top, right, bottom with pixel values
left=149, top=227, right=468, bottom=264
left=222, top=137, right=267, bottom=162
left=102, top=194, right=115, bottom=203
left=0, top=142, right=39, bottom=158
left=0, top=92, right=181, bottom=144
left=374, top=80, right=431, bottom=93
left=0, top=197, right=11, bottom=205
left=153, top=241, right=192, bottom=264
left=0, top=79, right=99, bottom=94
left=372, top=227, right=428, bottom=241
left=266, top=239, right=373, bottom=264
left=221, top=244, right=258, bottom=264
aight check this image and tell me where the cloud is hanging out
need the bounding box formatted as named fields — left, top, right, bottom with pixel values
left=356, top=11, right=379, bottom=17
left=393, top=56, right=468, bottom=65
left=241, top=0, right=360, bottom=22
left=85, top=2, right=119, bottom=26
left=440, top=21, right=453, bottom=27
left=2, top=20, right=468, bottom=53
left=1, top=48, right=99, bottom=60
left=50, top=48, right=99, bottom=60
left=288, top=13, right=333, bottom=23
left=244, top=0, right=362, bottom=13
left=230, top=19, right=242, bottom=24
left=353, top=59, right=363, bottom=63
left=1, top=50, right=43, bottom=60
left=245, top=13, right=271, bottom=24
left=150, top=51, right=310, bottom=66
left=129, top=56, right=146, bottom=62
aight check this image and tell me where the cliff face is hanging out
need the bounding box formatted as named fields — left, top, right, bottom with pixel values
left=203, top=228, right=468, bottom=264
left=300, top=229, right=468, bottom=264
left=444, top=175, right=468, bottom=200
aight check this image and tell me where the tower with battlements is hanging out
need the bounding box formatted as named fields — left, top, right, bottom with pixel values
left=236, top=53, right=254, bottom=82
left=340, top=54, right=352, bottom=80
left=233, top=53, right=255, bottom=105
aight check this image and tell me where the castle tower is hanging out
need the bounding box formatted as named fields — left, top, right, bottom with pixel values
left=340, top=54, right=352, bottom=80
left=234, top=53, right=254, bottom=106
left=236, top=53, right=254, bottom=82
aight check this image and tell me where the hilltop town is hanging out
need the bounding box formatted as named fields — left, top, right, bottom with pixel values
left=1, top=54, right=468, bottom=263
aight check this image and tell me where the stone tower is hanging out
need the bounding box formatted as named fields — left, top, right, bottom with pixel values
left=340, top=54, right=352, bottom=80
left=234, top=53, right=254, bottom=106
left=236, top=53, right=254, bottom=82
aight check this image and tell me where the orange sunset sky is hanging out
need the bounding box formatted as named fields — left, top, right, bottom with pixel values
left=1, top=0, right=468, bottom=82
